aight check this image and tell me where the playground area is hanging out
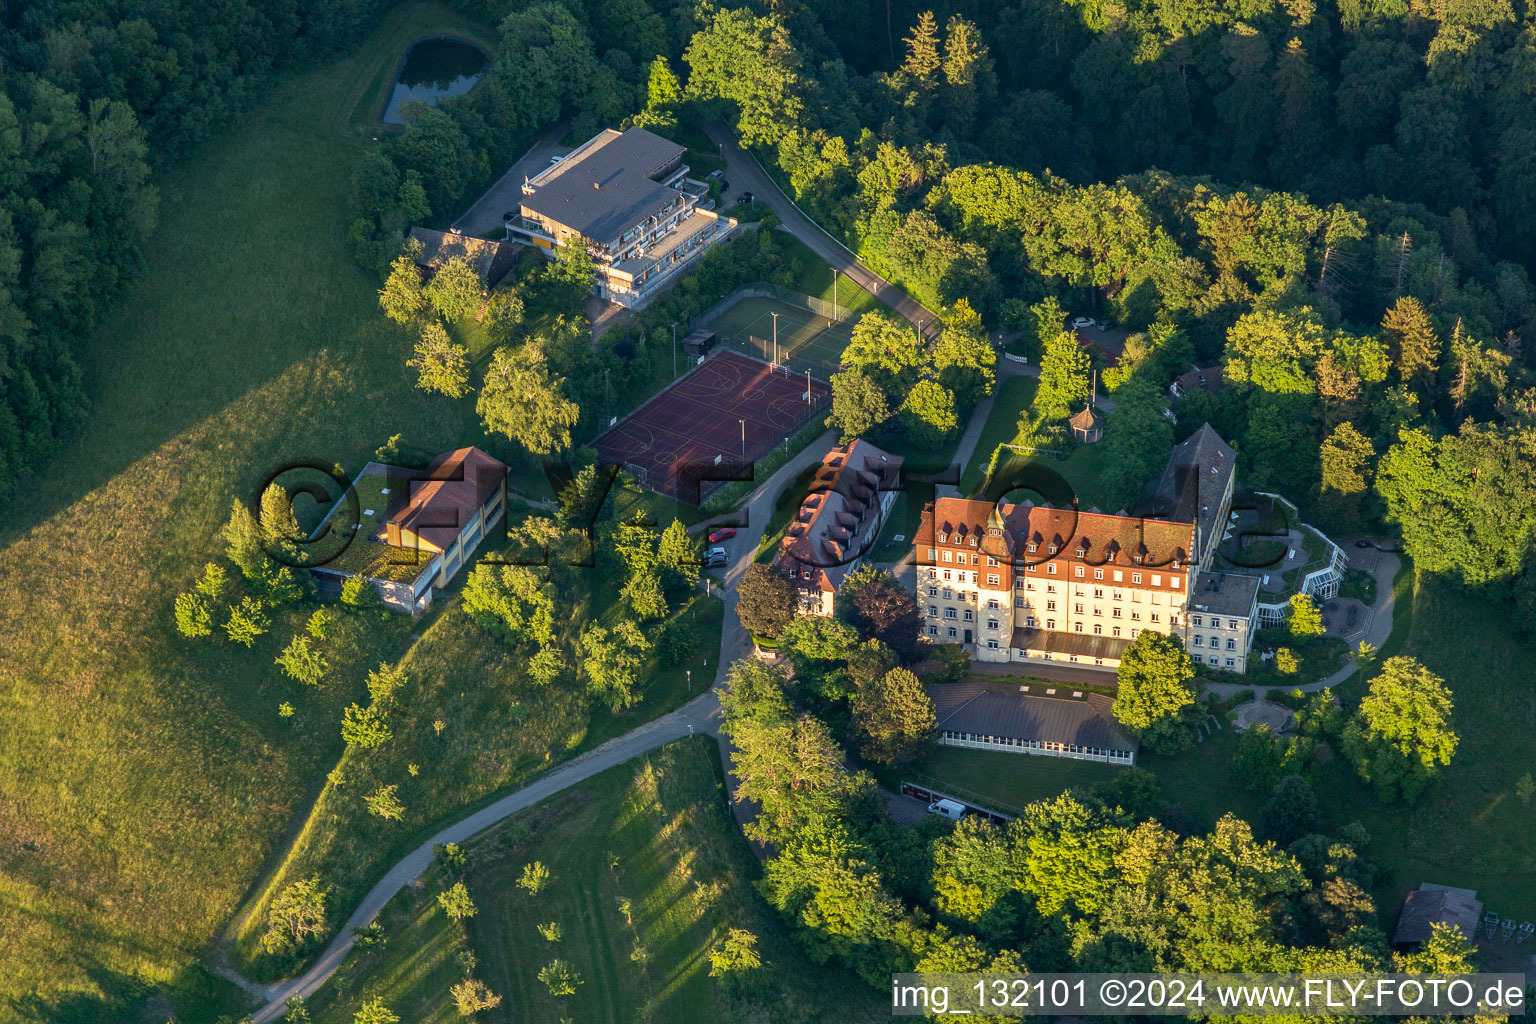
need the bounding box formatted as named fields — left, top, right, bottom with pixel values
left=705, top=294, right=855, bottom=380
left=593, top=350, right=830, bottom=504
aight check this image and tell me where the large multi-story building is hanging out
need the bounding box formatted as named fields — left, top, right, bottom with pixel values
left=507, top=126, right=736, bottom=309
left=773, top=439, right=904, bottom=616
left=912, top=424, right=1261, bottom=673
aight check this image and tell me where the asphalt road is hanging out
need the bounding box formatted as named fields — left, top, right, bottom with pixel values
left=704, top=122, right=942, bottom=338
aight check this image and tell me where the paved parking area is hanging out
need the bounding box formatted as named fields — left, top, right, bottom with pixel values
left=453, top=119, right=570, bottom=236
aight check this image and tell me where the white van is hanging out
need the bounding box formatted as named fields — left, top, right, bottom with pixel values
left=927, top=798, right=967, bottom=821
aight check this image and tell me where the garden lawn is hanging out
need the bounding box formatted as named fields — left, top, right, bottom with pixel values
left=887, top=746, right=1122, bottom=814
left=0, top=6, right=508, bottom=1020
left=302, top=737, right=891, bottom=1024
left=959, top=375, right=1039, bottom=494
left=229, top=591, right=724, bottom=977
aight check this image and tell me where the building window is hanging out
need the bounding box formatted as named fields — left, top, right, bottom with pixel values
left=943, top=570, right=952, bottom=580
left=1192, top=615, right=1203, bottom=626
left=1227, top=638, right=1236, bottom=650
left=1074, top=566, right=1085, bottom=578
left=942, top=589, right=952, bottom=600
left=947, top=627, right=957, bottom=638
left=1015, top=596, right=1025, bottom=607
left=986, top=598, right=999, bottom=609
left=1131, top=611, right=1141, bottom=620
left=987, top=556, right=999, bottom=567
left=1094, top=588, right=1104, bottom=598
left=1208, top=654, right=1218, bottom=665
left=1046, top=600, right=1057, bottom=611
left=945, top=608, right=957, bottom=619
left=1027, top=542, right=1038, bottom=553
left=1075, top=546, right=1085, bottom=557
left=1073, top=603, right=1083, bottom=614
left=1093, top=624, right=1103, bottom=635
left=1132, top=573, right=1142, bottom=584
left=1226, top=657, right=1236, bottom=667
left=1093, top=607, right=1103, bottom=616
left=1015, top=579, right=1025, bottom=590
left=1094, top=568, right=1104, bottom=580
left=987, top=574, right=1000, bottom=587
left=1131, top=628, right=1141, bottom=638
left=927, top=586, right=938, bottom=597
left=1151, top=613, right=1161, bottom=623
left=963, top=610, right=974, bottom=622
left=1193, top=635, right=1203, bottom=646
left=1112, top=608, right=1122, bottom=618
left=1074, top=622, right=1084, bottom=632
left=942, top=550, right=952, bottom=562
left=1171, top=577, right=1180, bottom=589
left=1046, top=618, right=1056, bottom=630
left=1229, top=619, right=1239, bottom=630
left=1112, top=626, right=1121, bottom=637
left=987, top=639, right=999, bottom=650
left=1047, top=564, right=1057, bottom=575
left=927, top=625, right=938, bottom=635
left=987, top=618, right=999, bottom=630
left=1026, top=616, right=1036, bottom=627
left=928, top=606, right=938, bottom=618
left=1113, top=570, right=1124, bottom=582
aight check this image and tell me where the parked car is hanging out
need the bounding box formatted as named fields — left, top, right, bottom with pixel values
left=1071, top=316, right=1097, bottom=330
left=736, top=191, right=754, bottom=204
left=706, top=169, right=725, bottom=181
left=927, top=798, right=967, bottom=821
left=549, top=154, right=564, bottom=165
left=705, top=546, right=729, bottom=568
left=708, top=527, right=737, bottom=543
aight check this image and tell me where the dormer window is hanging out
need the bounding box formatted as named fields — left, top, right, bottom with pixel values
left=1047, top=544, right=1058, bottom=554
left=1132, top=554, right=1143, bottom=564
left=969, top=537, right=978, bottom=546
left=937, top=533, right=947, bottom=543
left=1075, top=547, right=1085, bottom=558
left=1171, top=559, right=1180, bottom=569
left=1027, top=542, right=1038, bottom=553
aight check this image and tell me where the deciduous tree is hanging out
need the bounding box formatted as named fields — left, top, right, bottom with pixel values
left=850, top=666, right=937, bottom=765
left=1343, top=657, right=1458, bottom=801
left=1112, top=631, right=1201, bottom=752
left=424, top=256, right=483, bottom=324
left=737, top=563, right=796, bottom=638
left=478, top=347, right=580, bottom=455
left=262, top=876, right=329, bottom=954
left=437, top=882, right=477, bottom=921
left=409, top=321, right=471, bottom=398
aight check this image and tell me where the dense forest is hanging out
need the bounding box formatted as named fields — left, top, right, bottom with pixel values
left=0, top=0, right=392, bottom=505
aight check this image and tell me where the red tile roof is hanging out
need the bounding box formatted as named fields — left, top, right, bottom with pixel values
left=774, top=439, right=903, bottom=593
left=385, top=447, right=507, bottom=553
left=920, top=495, right=1192, bottom=570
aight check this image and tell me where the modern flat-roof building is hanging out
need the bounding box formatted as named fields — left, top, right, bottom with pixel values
left=928, top=679, right=1140, bottom=766
left=773, top=439, right=903, bottom=616
left=911, top=423, right=1257, bottom=673
left=507, top=126, right=737, bottom=309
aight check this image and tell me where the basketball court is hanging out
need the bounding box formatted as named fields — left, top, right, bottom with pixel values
left=593, top=350, right=831, bottom=504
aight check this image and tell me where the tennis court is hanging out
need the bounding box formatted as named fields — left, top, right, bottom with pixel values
left=706, top=295, right=854, bottom=380
left=593, top=350, right=831, bottom=505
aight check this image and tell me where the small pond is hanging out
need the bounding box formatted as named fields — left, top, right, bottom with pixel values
left=381, top=36, right=488, bottom=125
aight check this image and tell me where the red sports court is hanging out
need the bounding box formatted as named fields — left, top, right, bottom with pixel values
left=594, top=350, right=831, bottom=504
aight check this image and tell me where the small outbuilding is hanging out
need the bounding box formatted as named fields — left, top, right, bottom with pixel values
left=1392, top=883, right=1483, bottom=948
left=1070, top=404, right=1104, bottom=443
